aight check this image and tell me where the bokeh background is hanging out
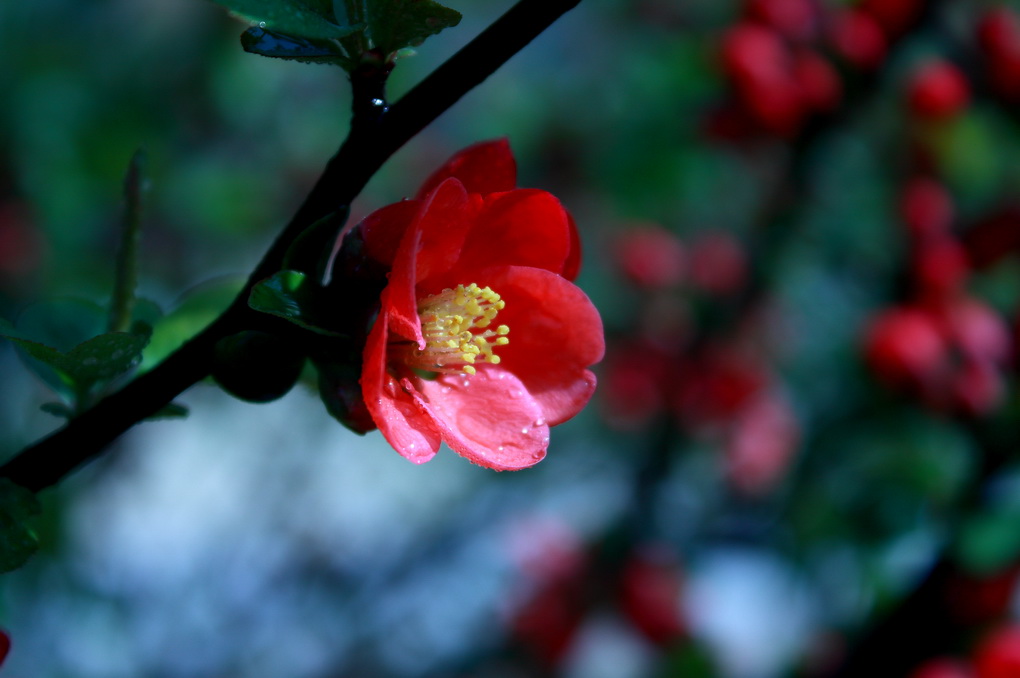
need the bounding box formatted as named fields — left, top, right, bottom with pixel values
left=2, top=0, right=1020, bottom=676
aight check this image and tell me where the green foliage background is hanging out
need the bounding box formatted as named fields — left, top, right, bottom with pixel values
left=1, top=0, right=1020, bottom=676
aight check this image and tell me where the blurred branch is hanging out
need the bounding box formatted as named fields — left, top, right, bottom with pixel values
left=0, top=0, right=582, bottom=493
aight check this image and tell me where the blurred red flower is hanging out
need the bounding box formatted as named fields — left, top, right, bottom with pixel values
left=359, top=140, right=604, bottom=470
left=974, top=624, right=1020, bottom=678
left=907, top=60, right=971, bottom=119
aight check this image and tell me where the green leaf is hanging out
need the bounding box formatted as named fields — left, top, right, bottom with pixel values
left=282, top=207, right=349, bottom=283
left=211, top=0, right=360, bottom=40
left=0, top=479, right=41, bottom=573
left=140, top=277, right=244, bottom=372
left=956, top=511, right=1020, bottom=575
left=241, top=27, right=355, bottom=68
left=249, top=270, right=347, bottom=336
left=40, top=402, right=74, bottom=418
left=61, top=332, right=149, bottom=386
left=365, top=0, right=461, bottom=57
left=13, top=299, right=107, bottom=352
left=0, top=329, right=148, bottom=396
left=147, top=402, right=190, bottom=420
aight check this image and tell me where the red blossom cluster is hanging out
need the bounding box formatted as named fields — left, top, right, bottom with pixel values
left=911, top=623, right=1020, bottom=678
left=863, top=176, right=1015, bottom=417
left=601, top=225, right=798, bottom=496
left=712, top=0, right=929, bottom=139
left=978, top=8, right=1020, bottom=104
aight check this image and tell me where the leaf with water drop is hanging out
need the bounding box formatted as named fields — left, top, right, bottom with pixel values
left=211, top=0, right=361, bottom=40
left=241, top=27, right=356, bottom=68
left=365, top=0, right=461, bottom=57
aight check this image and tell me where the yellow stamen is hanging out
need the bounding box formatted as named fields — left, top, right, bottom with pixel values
left=394, top=283, right=510, bottom=376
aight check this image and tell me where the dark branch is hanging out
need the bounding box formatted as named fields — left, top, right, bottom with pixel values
left=0, top=0, right=582, bottom=493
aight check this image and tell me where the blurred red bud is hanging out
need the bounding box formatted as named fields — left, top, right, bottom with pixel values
left=829, top=9, right=887, bottom=71
left=618, top=548, right=686, bottom=646
left=864, top=307, right=949, bottom=388
left=910, top=657, right=974, bottom=678
left=743, top=0, right=819, bottom=42
left=901, top=177, right=954, bottom=240
left=793, top=48, right=842, bottom=113
left=688, top=231, right=747, bottom=296
left=913, top=238, right=970, bottom=301
left=615, top=225, right=686, bottom=289
left=908, top=60, right=971, bottom=119
left=860, top=0, right=923, bottom=37
left=974, top=624, right=1020, bottom=678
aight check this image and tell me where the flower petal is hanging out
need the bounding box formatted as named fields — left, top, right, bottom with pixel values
left=416, top=368, right=549, bottom=470
left=562, top=212, right=582, bottom=281
left=383, top=178, right=472, bottom=346
left=481, top=266, right=604, bottom=425
left=359, top=200, right=420, bottom=267
left=416, top=139, right=517, bottom=199
left=454, top=190, right=573, bottom=276
left=361, top=311, right=442, bottom=463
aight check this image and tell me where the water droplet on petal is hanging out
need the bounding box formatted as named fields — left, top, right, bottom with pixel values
left=258, top=20, right=266, bottom=27
left=533, top=418, right=546, bottom=427
left=521, top=427, right=530, bottom=435
left=498, top=445, right=505, bottom=452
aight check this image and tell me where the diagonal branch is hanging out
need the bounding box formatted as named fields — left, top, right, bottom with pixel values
left=0, top=0, right=582, bottom=493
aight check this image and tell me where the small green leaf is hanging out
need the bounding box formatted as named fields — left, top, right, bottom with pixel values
left=40, top=402, right=74, bottom=418
left=956, top=511, right=1020, bottom=575
left=141, top=277, right=244, bottom=372
left=282, top=208, right=350, bottom=283
left=0, top=329, right=148, bottom=395
left=14, top=299, right=107, bottom=353
left=148, top=402, right=190, bottom=420
left=211, top=0, right=360, bottom=40
left=1, top=335, right=69, bottom=386
left=61, top=332, right=149, bottom=386
left=241, top=27, right=356, bottom=67
left=0, top=479, right=41, bottom=573
left=249, top=270, right=347, bottom=336
left=365, top=0, right=461, bottom=57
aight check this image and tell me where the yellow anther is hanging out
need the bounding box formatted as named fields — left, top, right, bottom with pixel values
left=395, top=283, right=511, bottom=377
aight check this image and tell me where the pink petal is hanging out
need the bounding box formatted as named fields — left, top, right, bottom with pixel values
left=415, top=139, right=517, bottom=199
left=480, top=266, right=605, bottom=425
left=416, top=368, right=549, bottom=470
left=361, top=311, right=442, bottom=463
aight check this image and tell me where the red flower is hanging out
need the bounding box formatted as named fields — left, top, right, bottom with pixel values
left=359, top=140, right=604, bottom=470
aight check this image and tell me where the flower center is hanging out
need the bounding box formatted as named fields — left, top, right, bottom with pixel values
left=400, top=283, right=510, bottom=376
